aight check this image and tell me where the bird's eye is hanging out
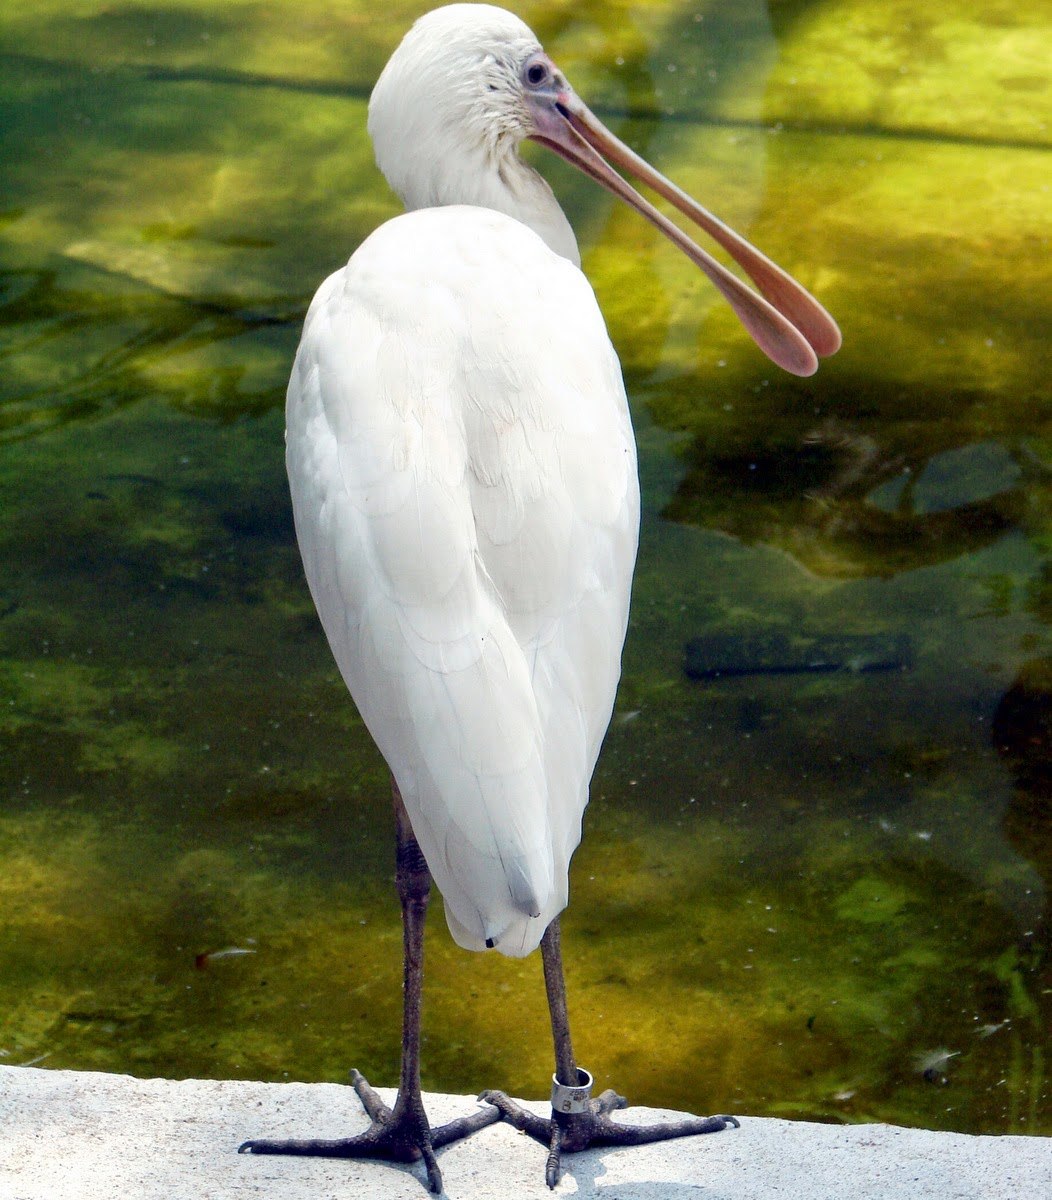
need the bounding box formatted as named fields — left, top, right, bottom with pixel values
left=525, top=61, right=548, bottom=87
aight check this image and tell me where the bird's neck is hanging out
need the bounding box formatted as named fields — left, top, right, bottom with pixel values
left=394, top=143, right=582, bottom=268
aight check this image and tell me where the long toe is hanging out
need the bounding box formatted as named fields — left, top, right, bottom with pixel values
left=477, top=1089, right=552, bottom=1144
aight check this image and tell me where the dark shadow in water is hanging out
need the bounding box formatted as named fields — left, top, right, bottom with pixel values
left=644, top=365, right=1048, bottom=582
left=0, top=264, right=297, bottom=443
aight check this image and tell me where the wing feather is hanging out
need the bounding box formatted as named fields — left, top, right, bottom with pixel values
left=286, top=207, right=638, bottom=955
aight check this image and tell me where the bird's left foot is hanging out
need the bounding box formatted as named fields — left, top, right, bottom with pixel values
left=480, top=1070, right=738, bottom=1190
left=239, top=1069, right=501, bottom=1193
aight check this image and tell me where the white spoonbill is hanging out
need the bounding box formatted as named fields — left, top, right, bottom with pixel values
left=240, top=3, right=840, bottom=1190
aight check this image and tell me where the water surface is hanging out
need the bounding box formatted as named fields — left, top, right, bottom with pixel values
left=0, top=0, right=1049, bottom=1135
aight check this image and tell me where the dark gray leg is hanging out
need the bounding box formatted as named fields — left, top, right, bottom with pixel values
left=481, top=917, right=738, bottom=1189
left=239, top=779, right=500, bottom=1193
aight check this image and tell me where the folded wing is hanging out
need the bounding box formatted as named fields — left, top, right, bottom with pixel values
left=286, top=208, right=638, bottom=955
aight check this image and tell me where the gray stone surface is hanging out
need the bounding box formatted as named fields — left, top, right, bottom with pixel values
left=0, top=1066, right=1048, bottom=1198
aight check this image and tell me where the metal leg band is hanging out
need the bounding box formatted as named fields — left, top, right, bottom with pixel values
left=550, top=1068, right=593, bottom=1114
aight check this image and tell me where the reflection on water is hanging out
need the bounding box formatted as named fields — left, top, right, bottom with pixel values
left=0, top=0, right=1048, bottom=1135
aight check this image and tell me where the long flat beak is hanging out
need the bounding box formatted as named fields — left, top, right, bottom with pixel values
left=528, top=79, right=841, bottom=377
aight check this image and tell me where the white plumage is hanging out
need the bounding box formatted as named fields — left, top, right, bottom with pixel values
left=285, top=3, right=838, bottom=959
left=367, top=6, right=581, bottom=263
left=287, top=200, right=637, bottom=955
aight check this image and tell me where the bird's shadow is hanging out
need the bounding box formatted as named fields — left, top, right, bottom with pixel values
left=554, top=1152, right=735, bottom=1200
left=430, top=1128, right=737, bottom=1199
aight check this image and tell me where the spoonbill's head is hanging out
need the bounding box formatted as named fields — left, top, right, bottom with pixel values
left=368, top=4, right=840, bottom=376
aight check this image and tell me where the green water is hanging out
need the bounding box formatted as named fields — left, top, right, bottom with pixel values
left=1, top=0, right=1049, bottom=1137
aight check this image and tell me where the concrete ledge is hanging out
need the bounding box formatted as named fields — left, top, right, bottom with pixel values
left=1, top=1066, right=1048, bottom=1198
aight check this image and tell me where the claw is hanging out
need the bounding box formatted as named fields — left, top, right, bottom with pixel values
left=545, top=1120, right=561, bottom=1190
left=420, top=1141, right=443, bottom=1194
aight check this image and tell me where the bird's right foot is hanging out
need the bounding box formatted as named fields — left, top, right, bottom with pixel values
left=239, top=1069, right=501, bottom=1194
